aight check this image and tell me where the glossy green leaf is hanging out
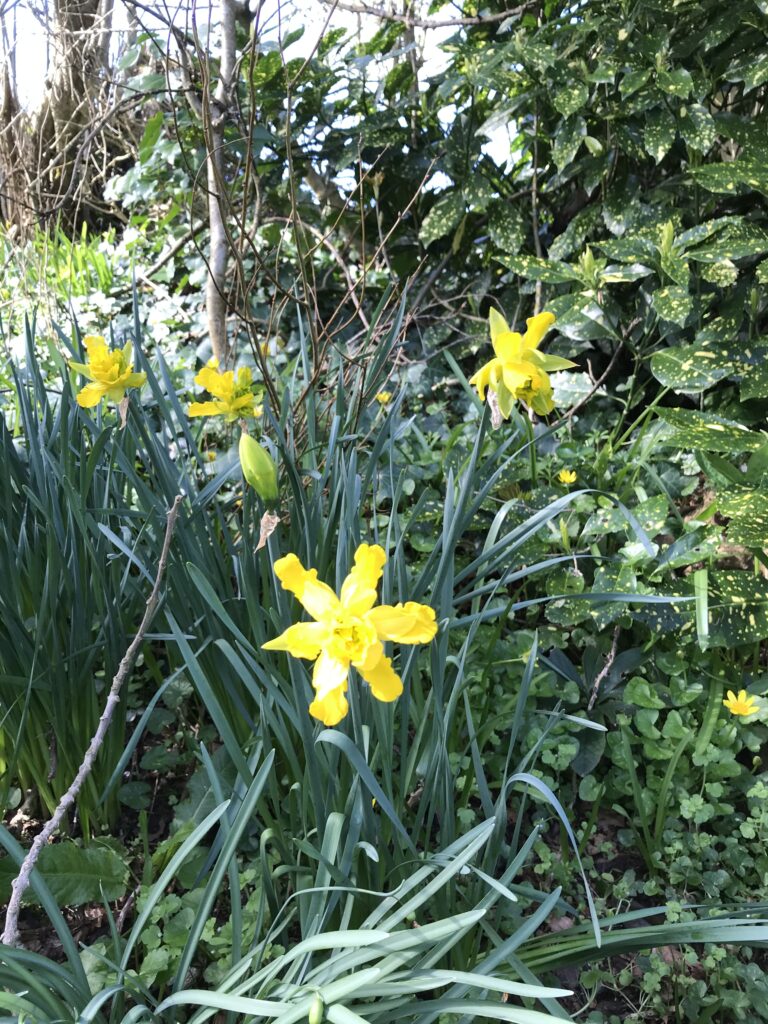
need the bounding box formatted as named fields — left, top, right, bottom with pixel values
left=656, top=408, right=767, bottom=453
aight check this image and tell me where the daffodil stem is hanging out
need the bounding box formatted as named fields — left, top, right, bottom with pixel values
left=1, top=495, right=183, bottom=948
left=524, top=415, right=537, bottom=486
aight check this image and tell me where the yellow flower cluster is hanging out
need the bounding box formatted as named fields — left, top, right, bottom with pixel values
left=70, top=336, right=146, bottom=408
left=263, top=544, right=437, bottom=726
left=188, top=358, right=262, bottom=421
left=469, top=309, right=575, bottom=418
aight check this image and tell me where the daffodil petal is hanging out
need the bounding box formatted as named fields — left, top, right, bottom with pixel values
left=355, top=642, right=403, bottom=702
left=125, top=372, right=147, bottom=389
left=195, top=365, right=235, bottom=399
left=273, top=553, right=340, bottom=620
left=262, top=621, right=328, bottom=659
left=523, top=312, right=556, bottom=350
left=367, top=602, right=437, bottom=644
left=188, top=401, right=223, bottom=417
left=489, top=308, right=513, bottom=357
left=76, top=382, right=110, bottom=407
left=469, top=359, right=500, bottom=402
left=309, top=685, right=349, bottom=726
left=312, top=650, right=349, bottom=701
left=340, top=543, right=387, bottom=615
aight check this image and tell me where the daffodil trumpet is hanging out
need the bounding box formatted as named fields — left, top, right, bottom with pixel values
left=263, top=544, right=437, bottom=726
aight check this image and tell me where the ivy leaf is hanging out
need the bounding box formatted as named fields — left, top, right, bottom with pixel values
left=419, top=192, right=465, bottom=246
left=652, top=285, right=693, bottom=326
left=656, top=408, right=767, bottom=454
left=719, top=490, right=768, bottom=547
left=650, top=346, right=736, bottom=393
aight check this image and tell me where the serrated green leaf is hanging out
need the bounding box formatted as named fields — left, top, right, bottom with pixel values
left=553, top=115, right=586, bottom=171
left=0, top=842, right=128, bottom=906
left=620, top=67, right=652, bottom=96
left=657, top=408, right=767, bottom=454
left=650, top=346, right=736, bottom=393
left=652, top=285, right=693, bottom=326
left=419, top=193, right=465, bottom=246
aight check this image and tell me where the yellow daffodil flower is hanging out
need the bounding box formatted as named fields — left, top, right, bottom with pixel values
left=558, top=469, right=577, bottom=484
left=263, top=544, right=437, bottom=726
left=469, top=309, right=576, bottom=418
left=188, top=358, right=262, bottom=421
left=69, top=335, right=146, bottom=408
left=375, top=391, right=392, bottom=405
left=723, top=689, right=758, bottom=717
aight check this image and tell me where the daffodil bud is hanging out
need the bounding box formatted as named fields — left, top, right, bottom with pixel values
left=239, top=433, right=278, bottom=504
left=308, top=992, right=324, bottom=1024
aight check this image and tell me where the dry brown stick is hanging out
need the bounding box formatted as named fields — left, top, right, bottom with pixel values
left=1, top=495, right=183, bottom=948
left=588, top=624, right=621, bottom=711
left=549, top=341, right=625, bottom=431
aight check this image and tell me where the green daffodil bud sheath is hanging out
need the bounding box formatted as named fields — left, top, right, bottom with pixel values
left=308, top=992, right=324, bottom=1024
left=239, top=432, right=278, bottom=504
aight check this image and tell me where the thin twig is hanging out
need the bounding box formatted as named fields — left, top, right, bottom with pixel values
left=549, top=341, right=624, bottom=430
left=588, top=625, right=621, bottom=711
left=319, top=0, right=532, bottom=29
left=1, top=496, right=183, bottom=948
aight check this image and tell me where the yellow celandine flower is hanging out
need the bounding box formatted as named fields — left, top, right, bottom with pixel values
left=723, top=689, right=758, bottom=717
left=263, top=544, right=437, bottom=726
left=558, top=469, right=577, bottom=484
left=69, top=335, right=146, bottom=408
left=375, top=391, right=392, bottom=405
left=469, top=309, right=576, bottom=418
left=188, top=358, right=262, bottom=421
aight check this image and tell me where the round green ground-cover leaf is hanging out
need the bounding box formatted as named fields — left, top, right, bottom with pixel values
left=419, top=192, right=465, bottom=246
left=650, top=346, right=736, bottom=393
left=0, top=842, right=128, bottom=906
left=719, top=490, right=768, bottom=547
left=656, top=408, right=767, bottom=453
left=652, top=285, right=693, bottom=326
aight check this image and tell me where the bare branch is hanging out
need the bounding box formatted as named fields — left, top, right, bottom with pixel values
left=1, top=495, right=183, bottom=949
left=319, top=0, right=532, bottom=29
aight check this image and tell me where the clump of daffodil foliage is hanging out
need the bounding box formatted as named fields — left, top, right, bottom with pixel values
left=69, top=335, right=146, bottom=408
left=470, top=309, right=576, bottom=417
left=263, top=544, right=437, bottom=725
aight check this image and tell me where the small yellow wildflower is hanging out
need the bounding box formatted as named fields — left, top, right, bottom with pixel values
left=558, top=469, right=577, bottom=485
left=469, top=309, right=576, bottom=418
left=723, top=689, right=758, bottom=717
left=263, top=544, right=437, bottom=726
left=375, top=391, right=392, bottom=405
left=69, top=335, right=146, bottom=408
left=188, top=358, right=262, bottom=421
